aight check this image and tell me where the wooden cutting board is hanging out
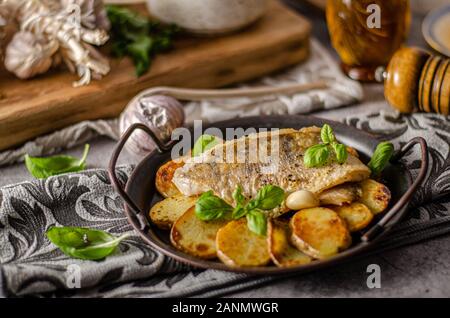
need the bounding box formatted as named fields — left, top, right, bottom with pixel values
left=0, top=0, right=310, bottom=151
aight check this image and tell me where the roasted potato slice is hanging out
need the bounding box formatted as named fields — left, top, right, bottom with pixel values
left=155, top=159, right=185, bottom=198
left=359, top=179, right=391, bottom=215
left=171, top=207, right=227, bottom=259
left=268, top=219, right=312, bottom=267
left=216, top=219, right=271, bottom=267
left=332, top=202, right=373, bottom=232
left=290, top=207, right=352, bottom=259
left=149, top=195, right=197, bottom=230
left=318, top=183, right=362, bottom=206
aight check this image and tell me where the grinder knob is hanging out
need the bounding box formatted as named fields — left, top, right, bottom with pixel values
left=383, top=47, right=449, bottom=115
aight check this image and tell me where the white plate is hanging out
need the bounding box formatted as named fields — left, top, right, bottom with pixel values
left=422, top=4, right=450, bottom=57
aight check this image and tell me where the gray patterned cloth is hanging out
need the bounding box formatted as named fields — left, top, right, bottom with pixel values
left=0, top=111, right=449, bottom=297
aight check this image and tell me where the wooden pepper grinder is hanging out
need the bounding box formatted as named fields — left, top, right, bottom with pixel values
left=381, top=47, right=450, bottom=115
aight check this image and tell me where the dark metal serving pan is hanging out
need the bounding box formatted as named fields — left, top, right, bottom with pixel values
left=108, top=115, right=428, bottom=275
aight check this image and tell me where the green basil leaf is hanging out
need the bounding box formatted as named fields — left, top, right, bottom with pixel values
left=332, top=143, right=348, bottom=164
left=25, top=144, right=90, bottom=179
left=252, top=185, right=285, bottom=210
left=320, top=124, right=335, bottom=144
left=231, top=185, right=248, bottom=219
left=46, top=226, right=128, bottom=261
left=192, top=134, right=221, bottom=157
left=195, top=190, right=233, bottom=221
left=304, top=144, right=330, bottom=168
left=232, top=206, right=248, bottom=219
left=246, top=210, right=267, bottom=236
left=368, top=141, right=395, bottom=176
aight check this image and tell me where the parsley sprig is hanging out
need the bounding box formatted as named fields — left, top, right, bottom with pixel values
left=106, top=5, right=179, bottom=76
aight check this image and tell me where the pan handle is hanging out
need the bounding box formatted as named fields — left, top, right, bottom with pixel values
left=108, top=123, right=173, bottom=230
left=361, top=137, right=428, bottom=242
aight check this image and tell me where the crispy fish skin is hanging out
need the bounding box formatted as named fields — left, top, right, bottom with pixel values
left=172, top=127, right=370, bottom=214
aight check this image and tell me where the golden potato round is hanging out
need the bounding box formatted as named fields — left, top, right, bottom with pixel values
left=332, top=202, right=373, bottom=232
left=268, top=219, right=312, bottom=267
left=216, top=219, right=271, bottom=267
left=171, top=207, right=227, bottom=259
left=149, top=195, right=197, bottom=230
left=290, top=207, right=352, bottom=259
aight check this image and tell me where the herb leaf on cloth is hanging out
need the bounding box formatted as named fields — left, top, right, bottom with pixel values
left=46, top=226, right=129, bottom=261
left=25, top=144, right=90, bottom=179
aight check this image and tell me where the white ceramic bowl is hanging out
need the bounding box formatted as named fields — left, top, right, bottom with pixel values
left=146, top=0, right=269, bottom=35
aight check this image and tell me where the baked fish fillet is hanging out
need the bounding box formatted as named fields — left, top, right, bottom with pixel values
left=172, top=127, right=370, bottom=214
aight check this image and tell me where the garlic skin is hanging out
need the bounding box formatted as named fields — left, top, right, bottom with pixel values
left=119, top=95, right=185, bottom=157
left=5, top=31, right=58, bottom=79
left=286, top=190, right=320, bottom=211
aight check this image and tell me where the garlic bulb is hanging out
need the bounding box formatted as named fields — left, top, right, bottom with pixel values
left=5, top=31, right=58, bottom=79
left=286, top=190, right=319, bottom=210
left=1, top=0, right=110, bottom=86
left=119, top=95, right=185, bottom=157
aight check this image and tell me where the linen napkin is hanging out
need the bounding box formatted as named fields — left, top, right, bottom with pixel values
left=1, top=111, right=449, bottom=297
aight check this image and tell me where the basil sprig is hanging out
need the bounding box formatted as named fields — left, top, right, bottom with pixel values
left=25, top=144, right=90, bottom=179
left=304, top=124, right=348, bottom=168
left=332, top=143, right=348, bottom=164
left=367, top=141, right=394, bottom=176
left=321, top=124, right=335, bottom=144
left=194, top=191, right=233, bottom=220
left=195, top=185, right=285, bottom=236
left=192, top=134, right=221, bottom=157
left=46, top=226, right=129, bottom=261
